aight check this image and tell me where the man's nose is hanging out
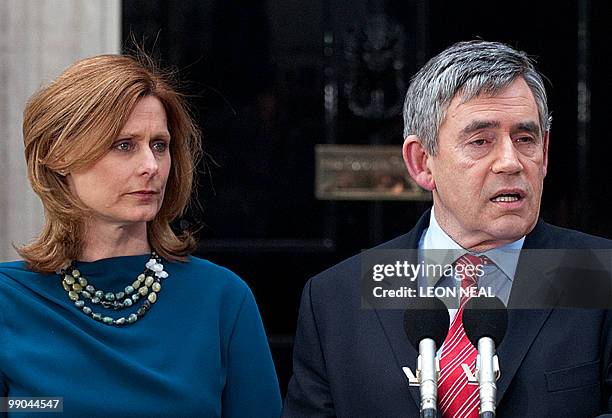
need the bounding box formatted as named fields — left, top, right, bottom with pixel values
left=490, top=137, right=523, bottom=174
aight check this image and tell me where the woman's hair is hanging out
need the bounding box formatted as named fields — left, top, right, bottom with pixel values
left=18, top=53, right=202, bottom=272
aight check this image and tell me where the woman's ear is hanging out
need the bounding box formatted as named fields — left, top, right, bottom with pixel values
left=402, top=135, right=435, bottom=191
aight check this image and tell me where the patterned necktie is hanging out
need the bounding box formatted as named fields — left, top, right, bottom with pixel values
left=438, top=254, right=486, bottom=418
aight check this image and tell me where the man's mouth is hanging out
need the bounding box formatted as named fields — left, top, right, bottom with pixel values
left=491, top=194, right=520, bottom=202
left=490, top=190, right=525, bottom=203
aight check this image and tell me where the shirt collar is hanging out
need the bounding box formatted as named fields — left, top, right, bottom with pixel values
left=420, top=208, right=525, bottom=281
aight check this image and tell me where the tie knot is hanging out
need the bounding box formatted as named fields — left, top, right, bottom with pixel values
left=454, top=254, right=487, bottom=289
left=456, top=253, right=489, bottom=267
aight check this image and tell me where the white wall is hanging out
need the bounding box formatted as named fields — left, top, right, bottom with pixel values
left=0, top=0, right=121, bottom=261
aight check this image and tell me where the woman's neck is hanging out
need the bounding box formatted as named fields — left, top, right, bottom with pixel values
left=78, top=221, right=150, bottom=262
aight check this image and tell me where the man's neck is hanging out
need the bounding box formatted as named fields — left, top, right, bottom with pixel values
left=79, top=220, right=150, bottom=262
left=431, top=206, right=518, bottom=252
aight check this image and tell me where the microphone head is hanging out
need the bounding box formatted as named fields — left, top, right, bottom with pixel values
left=462, top=296, right=508, bottom=347
left=403, top=297, right=450, bottom=348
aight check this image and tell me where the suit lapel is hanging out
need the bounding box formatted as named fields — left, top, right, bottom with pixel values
left=495, top=308, right=553, bottom=402
left=496, top=220, right=558, bottom=403
left=374, top=308, right=422, bottom=409
left=372, top=211, right=431, bottom=410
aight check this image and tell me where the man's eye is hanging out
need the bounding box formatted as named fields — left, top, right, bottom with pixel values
left=515, top=136, right=535, bottom=143
left=469, top=139, right=487, bottom=146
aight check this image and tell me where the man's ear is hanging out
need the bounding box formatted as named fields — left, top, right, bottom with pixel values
left=402, top=135, right=435, bottom=191
left=542, top=130, right=549, bottom=177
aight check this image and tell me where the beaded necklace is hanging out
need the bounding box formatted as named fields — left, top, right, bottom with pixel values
left=58, top=252, right=169, bottom=326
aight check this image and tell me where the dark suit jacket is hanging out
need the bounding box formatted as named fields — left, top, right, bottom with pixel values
left=283, top=211, right=612, bottom=417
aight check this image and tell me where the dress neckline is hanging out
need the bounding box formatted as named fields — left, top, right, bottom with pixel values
left=71, top=254, right=155, bottom=290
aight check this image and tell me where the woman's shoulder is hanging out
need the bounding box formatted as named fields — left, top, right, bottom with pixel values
left=0, top=260, right=28, bottom=271
left=0, top=260, right=39, bottom=284
left=173, top=256, right=259, bottom=323
left=0, top=261, right=47, bottom=307
left=171, top=255, right=250, bottom=295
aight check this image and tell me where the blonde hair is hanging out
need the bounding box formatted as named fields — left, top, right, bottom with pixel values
left=18, top=54, right=202, bottom=272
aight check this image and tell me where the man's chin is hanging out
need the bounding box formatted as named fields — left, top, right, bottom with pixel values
left=487, top=216, right=537, bottom=242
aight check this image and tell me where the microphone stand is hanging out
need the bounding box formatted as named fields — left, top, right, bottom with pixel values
left=462, top=336, right=501, bottom=418
left=403, top=338, right=440, bottom=418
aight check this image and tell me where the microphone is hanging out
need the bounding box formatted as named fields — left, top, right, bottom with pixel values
left=462, top=296, right=508, bottom=418
left=403, top=297, right=450, bottom=418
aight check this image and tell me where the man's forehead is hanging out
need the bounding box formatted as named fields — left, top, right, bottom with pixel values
left=454, top=79, right=536, bottom=105
left=444, top=79, right=541, bottom=124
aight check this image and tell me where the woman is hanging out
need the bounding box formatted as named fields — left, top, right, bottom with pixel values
left=0, top=54, right=281, bottom=417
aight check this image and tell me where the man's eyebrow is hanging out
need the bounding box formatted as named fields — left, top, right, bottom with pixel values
left=511, top=121, right=541, bottom=138
left=459, top=120, right=542, bottom=139
left=460, top=120, right=500, bottom=135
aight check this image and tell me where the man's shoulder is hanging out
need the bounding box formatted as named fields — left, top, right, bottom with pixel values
left=306, top=211, right=430, bottom=298
left=309, top=232, right=416, bottom=291
left=529, top=220, right=612, bottom=249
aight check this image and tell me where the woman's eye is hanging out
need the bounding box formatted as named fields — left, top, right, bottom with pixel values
left=114, top=141, right=132, bottom=151
left=152, top=141, right=168, bottom=153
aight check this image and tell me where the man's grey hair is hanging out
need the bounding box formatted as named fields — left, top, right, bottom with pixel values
left=403, top=40, right=552, bottom=155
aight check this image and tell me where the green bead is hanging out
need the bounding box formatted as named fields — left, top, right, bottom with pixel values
left=138, top=286, right=148, bottom=296
left=115, top=317, right=126, bottom=325
left=132, top=280, right=141, bottom=289
left=78, top=277, right=88, bottom=287
left=62, top=281, right=71, bottom=292
left=92, top=313, right=102, bottom=321
left=144, top=276, right=154, bottom=287
left=125, top=285, right=135, bottom=295
left=147, top=292, right=157, bottom=304
left=64, top=275, right=75, bottom=285
left=127, top=314, right=138, bottom=323
left=71, top=269, right=80, bottom=278
left=102, top=317, right=113, bottom=324
left=82, top=306, right=92, bottom=315
left=72, top=283, right=82, bottom=292
left=74, top=300, right=85, bottom=308
left=81, top=291, right=91, bottom=299
left=104, top=292, right=115, bottom=301
left=137, top=274, right=145, bottom=282
left=152, top=282, right=161, bottom=292
left=68, top=291, right=78, bottom=301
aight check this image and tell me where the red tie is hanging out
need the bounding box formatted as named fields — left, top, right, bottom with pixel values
left=438, top=254, right=485, bottom=418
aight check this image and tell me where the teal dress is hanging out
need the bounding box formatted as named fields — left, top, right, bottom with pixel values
left=0, top=255, right=281, bottom=417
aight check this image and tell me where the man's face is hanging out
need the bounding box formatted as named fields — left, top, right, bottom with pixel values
left=428, top=78, right=548, bottom=251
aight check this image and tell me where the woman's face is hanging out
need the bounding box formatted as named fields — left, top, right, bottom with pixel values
left=67, top=96, right=171, bottom=229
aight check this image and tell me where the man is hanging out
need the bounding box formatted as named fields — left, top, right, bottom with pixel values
left=283, top=41, right=612, bottom=417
